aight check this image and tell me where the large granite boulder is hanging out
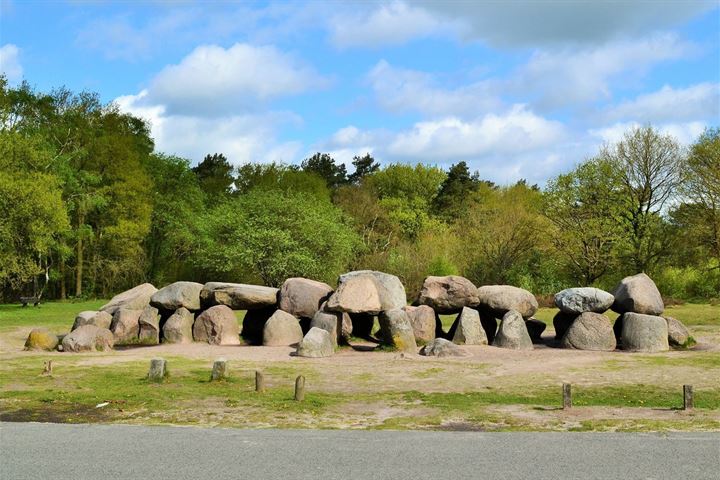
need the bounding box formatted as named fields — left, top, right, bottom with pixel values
left=296, top=327, right=334, bottom=358
left=378, top=308, right=417, bottom=353
left=665, top=316, right=691, bottom=347
left=110, top=308, right=142, bottom=344
left=193, top=305, right=241, bottom=345
left=310, top=305, right=353, bottom=348
left=403, top=305, right=436, bottom=344
left=448, top=307, right=487, bottom=345
left=477, top=285, right=538, bottom=318
left=24, top=328, right=59, bottom=351
left=72, top=310, right=112, bottom=331
left=416, top=275, right=479, bottom=314
left=525, top=318, right=546, bottom=343
left=561, top=312, right=616, bottom=351
left=61, top=325, right=114, bottom=352
left=326, top=270, right=406, bottom=314
left=620, top=312, right=669, bottom=352
left=150, top=281, right=203, bottom=311
left=554, top=287, right=614, bottom=314
left=100, top=283, right=157, bottom=315
left=278, top=278, right=333, bottom=319
left=162, top=307, right=194, bottom=344
left=138, top=306, right=160, bottom=344
left=241, top=307, right=275, bottom=344
left=262, top=309, right=303, bottom=346
left=420, top=338, right=471, bottom=357
left=200, top=282, right=278, bottom=310
left=553, top=312, right=578, bottom=340
left=611, top=273, right=664, bottom=315
left=493, top=310, right=533, bottom=350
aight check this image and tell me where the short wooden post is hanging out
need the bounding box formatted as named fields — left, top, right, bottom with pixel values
left=294, top=375, right=305, bottom=401
left=148, top=358, right=167, bottom=381
left=683, top=385, right=694, bottom=410
left=211, top=359, right=227, bottom=381
left=42, top=360, right=53, bottom=375
left=255, top=370, right=265, bottom=393
left=562, top=383, right=572, bottom=409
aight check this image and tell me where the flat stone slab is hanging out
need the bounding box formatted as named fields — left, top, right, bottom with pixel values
left=554, top=287, right=614, bottom=314
left=200, top=282, right=279, bottom=310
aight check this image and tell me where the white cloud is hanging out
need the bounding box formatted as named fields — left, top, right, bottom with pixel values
left=143, top=43, right=329, bottom=116
left=511, top=34, right=692, bottom=110
left=589, top=121, right=707, bottom=145
left=605, top=83, right=720, bottom=123
left=329, top=1, right=452, bottom=48
left=0, top=44, right=22, bottom=84
left=367, top=60, right=501, bottom=117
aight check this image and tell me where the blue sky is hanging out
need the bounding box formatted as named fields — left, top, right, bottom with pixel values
left=1, top=0, right=718, bottom=184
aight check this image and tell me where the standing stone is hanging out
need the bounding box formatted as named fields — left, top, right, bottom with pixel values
left=193, top=305, right=241, bottom=345
left=554, top=287, right=615, bottom=314
left=278, top=278, right=333, bottom=319
left=448, top=307, right=487, bottom=345
left=24, top=328, right=59, bottom=351
left=147, top=358, right=167, bottom=381
left=110, top=308, right=142, bottom=344
left=378, top=308, right=417, bottom=353
left=241, top=307, right=275, bottom=345
left=525, top=318, right=547, bottom=343
left=200, top=282, right=279, bottom=310
left=61, top=325, right=114, bottom=352
left=493, top=310, right=533, bottom=350
left=151, top=281, right=204, bottom=311
left=553, top=311, right=578, bottom=340
left=326, top=270, right=406, bottom=314
left=477, top=285, right=538, bottom=318
left=72, top=311, right=112, bottom=331
left=665, top=316, right=691, bottom=347
left=262, top=309, right=303, bottom=346
left=420, top=338, right=471, bottom=357
left=296, top=327, right=334, bottom=358
left=403, top=305, right=436, bottom=344
left=138, top=306, right=161, bottom=344
left=611, top=273, right=664, bottom=315
left=309, top=309, right=341, bottom=348
left=561, top=312, right=616, bottom=351
left=621, top=312, right=669, bottom=352
left=162, top=307, right=194, bottom=344
left=100, top=283, right=157, bottom=315
left=210, top=359, right=228, bottom=381
left=416, top=275, right=479, bottom=313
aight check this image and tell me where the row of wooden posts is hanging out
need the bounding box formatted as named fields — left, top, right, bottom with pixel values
left=40, top=359, right=696, bottom=409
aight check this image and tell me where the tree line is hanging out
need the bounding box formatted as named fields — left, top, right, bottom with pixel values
left=1, top=79, right=718, bottom=302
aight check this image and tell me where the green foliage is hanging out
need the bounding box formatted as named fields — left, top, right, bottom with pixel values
left=236, top=162, right=330, bottom=201
left=347, top=153, right=379, bottom=184
left=192, top=153, right=234, bottom=199
left=300, top=152, right=347, bottom=189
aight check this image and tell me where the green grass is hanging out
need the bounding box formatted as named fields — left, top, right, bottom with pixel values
left=532, top=303, right=719, bottom=327
left=0, top=300, right=106, bottom=333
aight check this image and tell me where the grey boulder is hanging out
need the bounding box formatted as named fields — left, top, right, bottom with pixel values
left=110, top=308, right=142, bottom=344
left=296, top=327, right=334, bottom=358
left=554, top=287, right=614, bottom=314
left=72, top=310, right=112, bottom=331
left=326, top=270, right=406, bottom=314
left=278, top=278, right=333, bottom=319
left=665, top=316, right=691, bottom=347
left=448, top=307, right=487, bottom=345
left=200, top=282, right=279, bottom=310
left=378, top=308, right=417, bottom=352
left=193, top=305, right=241, bottom=345
left=416, top=275, right=479, bottom=314
left=100, top=283, right=157, bottom=315
left=403, top=305, right=436, bottom=344
left=162, top=307, right=194, bottom=344
left=561, top=312, right=616, bottom=351
left=138, top=306, right=161, bottom=344
left=620, top=312, right=669, bottom=352
left=611, top=273, right=664, bottom=315
left=262, top=309, right=303, bottom=346
left=61, top=325, right=114, bottom=352
left=420, top=338, right=471, bottom=357
left=477, top=285, right=538, bottom=318
left=493, top=310, right=533, bottom=350
left=151, top=281, right=203, bottom=311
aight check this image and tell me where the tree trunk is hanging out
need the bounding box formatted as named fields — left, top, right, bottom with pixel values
left=75, top=212, right=84, bottom=297
left=59, top=257, right=66, bottom=300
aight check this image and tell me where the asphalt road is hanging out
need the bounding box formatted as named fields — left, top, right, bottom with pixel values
left=1, top=422, right=718, bottom=479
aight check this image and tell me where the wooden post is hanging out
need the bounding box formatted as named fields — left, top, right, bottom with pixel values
left=211, top=359, right=227, bottom=381
left=255, top=370, right=265, bottom=393
left=294, top=375, right=305, bottom=401
left=683, top=385, right=694, bottom=410
left=148, top=358, right=167, bottom=382
left=562, top=383, right=572, bottom=409
left=42, top=360, right=53, bottom=376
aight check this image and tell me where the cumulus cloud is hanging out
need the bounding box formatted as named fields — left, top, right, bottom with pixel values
left=604, top=83, right=720, bottom=123
left=589, top=121, right=708, bottom=146
left=0, top=44, right=22, bottom=83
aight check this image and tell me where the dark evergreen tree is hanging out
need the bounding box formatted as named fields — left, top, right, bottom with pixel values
left=348, top=153, right=379, bottom=184
left=300, top=152, right=347, bottom=189
left=192, top=153, right=234, bottom=198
